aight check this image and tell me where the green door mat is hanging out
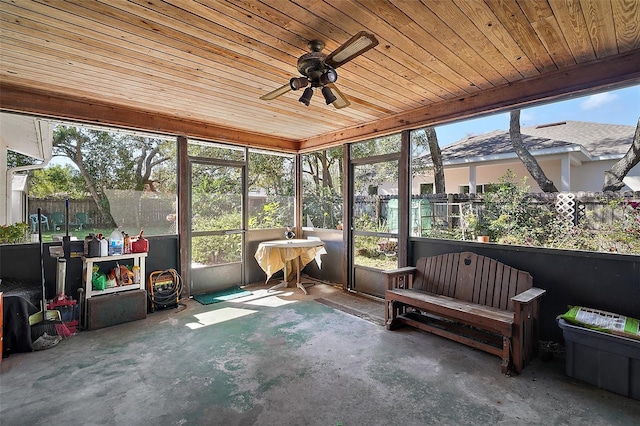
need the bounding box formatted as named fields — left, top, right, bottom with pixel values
left=193, top=286, right=252, bottom=305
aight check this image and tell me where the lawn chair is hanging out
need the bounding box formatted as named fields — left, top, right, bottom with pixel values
left=50, top=212, right=66, bottom=231
left=74, top=212, right=94, bottom=230
left=29, top=214, right=49, bottom=233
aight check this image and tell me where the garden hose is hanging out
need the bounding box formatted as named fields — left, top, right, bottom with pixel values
left=147, top=269, right=184, bottom=312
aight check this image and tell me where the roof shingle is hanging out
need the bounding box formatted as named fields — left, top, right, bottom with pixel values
left=432, top=121, right=635, bottom=162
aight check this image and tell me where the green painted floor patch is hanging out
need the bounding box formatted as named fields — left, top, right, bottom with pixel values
left=193, top=286, right=252, bottom=304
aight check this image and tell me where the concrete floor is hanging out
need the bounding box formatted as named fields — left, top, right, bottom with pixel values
left=1, top=281, right=639, bottom=426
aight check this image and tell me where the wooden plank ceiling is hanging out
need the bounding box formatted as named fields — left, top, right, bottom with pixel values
left=1, top=0, right=639, bottom=152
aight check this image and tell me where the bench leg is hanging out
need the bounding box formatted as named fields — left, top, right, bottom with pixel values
left=385, top=299, right=402, bottom=330
left=385, top=298, right=391, bottom=329
left=501, top=336, right=511, bottom=374
left=512, top=317, right=525, bottom=374
left=513, top=300, right=538, bottom=373
left=385, top=299, right=396, bottom=330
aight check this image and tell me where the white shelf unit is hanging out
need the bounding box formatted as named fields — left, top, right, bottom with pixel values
left=83, top=253, right=147, bottom=300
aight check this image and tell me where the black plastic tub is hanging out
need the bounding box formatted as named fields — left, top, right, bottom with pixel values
left=558, top=318, right=640, bottom=400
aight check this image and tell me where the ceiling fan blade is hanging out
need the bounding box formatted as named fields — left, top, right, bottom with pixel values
left=325, top=31, right=379, bottom=69
left=260, top=83, right=291, bottom=101
left=326, top=84, right=350, bottom=109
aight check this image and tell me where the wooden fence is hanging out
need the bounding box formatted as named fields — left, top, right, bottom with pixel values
left=28, top=193, right=175, bottom=231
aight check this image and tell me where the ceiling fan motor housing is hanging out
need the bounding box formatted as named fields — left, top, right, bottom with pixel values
left=296, top=40, right=340, bottom=88
left=297, top=52, right=327, bottom=81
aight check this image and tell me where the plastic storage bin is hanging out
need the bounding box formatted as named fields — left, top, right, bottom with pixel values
left=558, top=318, right=640, bottom=400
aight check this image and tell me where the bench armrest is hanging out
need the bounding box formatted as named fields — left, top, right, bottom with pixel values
left=382, top=266, right=416, bottom=290
left=511, top=287, right=546, bottom=304
left=381, top=266, right=416, bottom=277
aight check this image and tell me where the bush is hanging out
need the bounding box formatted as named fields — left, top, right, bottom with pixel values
left=481, top=171, right=556, bottom=246
left=548, top=198, right=640, bottom=253
left=0, top=222, right=29, bottom=244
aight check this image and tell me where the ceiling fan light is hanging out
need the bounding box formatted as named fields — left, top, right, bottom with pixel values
left=319, top=67, right=338, bottom=85
left=290, top=77, right=309, bottom=90
left=299, top=87, right=313, bottom=106
left=321, top=86, right=337, bottom=105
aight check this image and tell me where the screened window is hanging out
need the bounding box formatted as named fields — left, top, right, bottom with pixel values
left=25, top=124, right=177, bottom=242
left=301, top=147, right=344, bottom=229
left=248, top=149, right=294, bottom=229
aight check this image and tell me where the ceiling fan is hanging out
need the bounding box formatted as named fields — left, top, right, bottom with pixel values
left=260, top=31, right=379, bottom=109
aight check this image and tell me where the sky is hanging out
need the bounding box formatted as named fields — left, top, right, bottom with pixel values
left=434, top=84, right=640, bottom=146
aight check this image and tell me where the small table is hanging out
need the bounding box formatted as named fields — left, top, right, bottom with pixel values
left=254, top=239, right=326, bottom=295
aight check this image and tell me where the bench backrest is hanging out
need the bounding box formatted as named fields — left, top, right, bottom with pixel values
left=412, top=252, right=533, bottom=312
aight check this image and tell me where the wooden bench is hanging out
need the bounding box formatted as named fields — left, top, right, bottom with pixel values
left=384, top=252, right=546, bottom=374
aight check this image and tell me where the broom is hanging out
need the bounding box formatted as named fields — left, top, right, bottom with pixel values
left=31, top=208, right=73, bottom=344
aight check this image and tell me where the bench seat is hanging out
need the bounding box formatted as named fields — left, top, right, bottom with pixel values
left=387, top=288, right=515, bottom=336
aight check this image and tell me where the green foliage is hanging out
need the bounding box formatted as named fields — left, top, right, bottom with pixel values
left=249, top=151, right=294, bottom=197
left=0, top=222, right=29, bottom=244
left=57, top=129, right=170, bottom=191
left=350, top=134, right=401, bottom=158
left=191, top=213, right=242, bottom=265
left=463, top=210, right=489, bottom=239
left=480, top=170, right=555, bottom=245
left=353, top=214, right=382, bottom=257
left=352, top=214, right=398, bottom=270
left=303, top=185, right=343, bottom=229
left=353, top=161, right=398, bottom=196
left=249, top=199, right=293, bottom=229
left=547, top=199, right=640, bottom=254
left=28, top=165, right=86, bottom=198
left=248, top=151, right=294, bottom=228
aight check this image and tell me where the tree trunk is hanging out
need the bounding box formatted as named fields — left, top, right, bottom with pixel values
left=424, top=127, right=445, bottom=193
left=603, top=117, right=640, bottom=192
left=71, top=139, right=115, bottom=226
left=78, top=167, right=113, bottom=227
left=321, top=150, right=333, bottom=189
left=510, top=110, right=558, bottom=193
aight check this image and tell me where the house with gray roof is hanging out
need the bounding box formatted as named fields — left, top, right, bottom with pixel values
left=414, top=120, right=638, bottom=194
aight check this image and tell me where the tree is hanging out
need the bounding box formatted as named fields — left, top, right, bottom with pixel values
left=424, top=127, right=445, bottom=193
left=410, top=127, right=444, bottom=193
left=53, top=126, right=171, bottom=225
left=303, top=149, right=342, bottom=192
left=249, top=151, right=294, bottom=196
left=603, top=116, right=640, bottom=192
left=302, top=148, right=343, bottom=228
left=509, top=110, right=558, bottom=193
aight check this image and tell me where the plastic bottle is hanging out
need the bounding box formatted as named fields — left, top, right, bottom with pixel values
left=108, top=229, right=124, bottom=256
left=88, top=237, right=101, bottom=257
left=124, top=233, right=131, bottom=254
left=98, top=234, right=108, bottom=257
left=132, top=265, right=141, bottom=285
left=83, top=233, right=95, bottom=257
